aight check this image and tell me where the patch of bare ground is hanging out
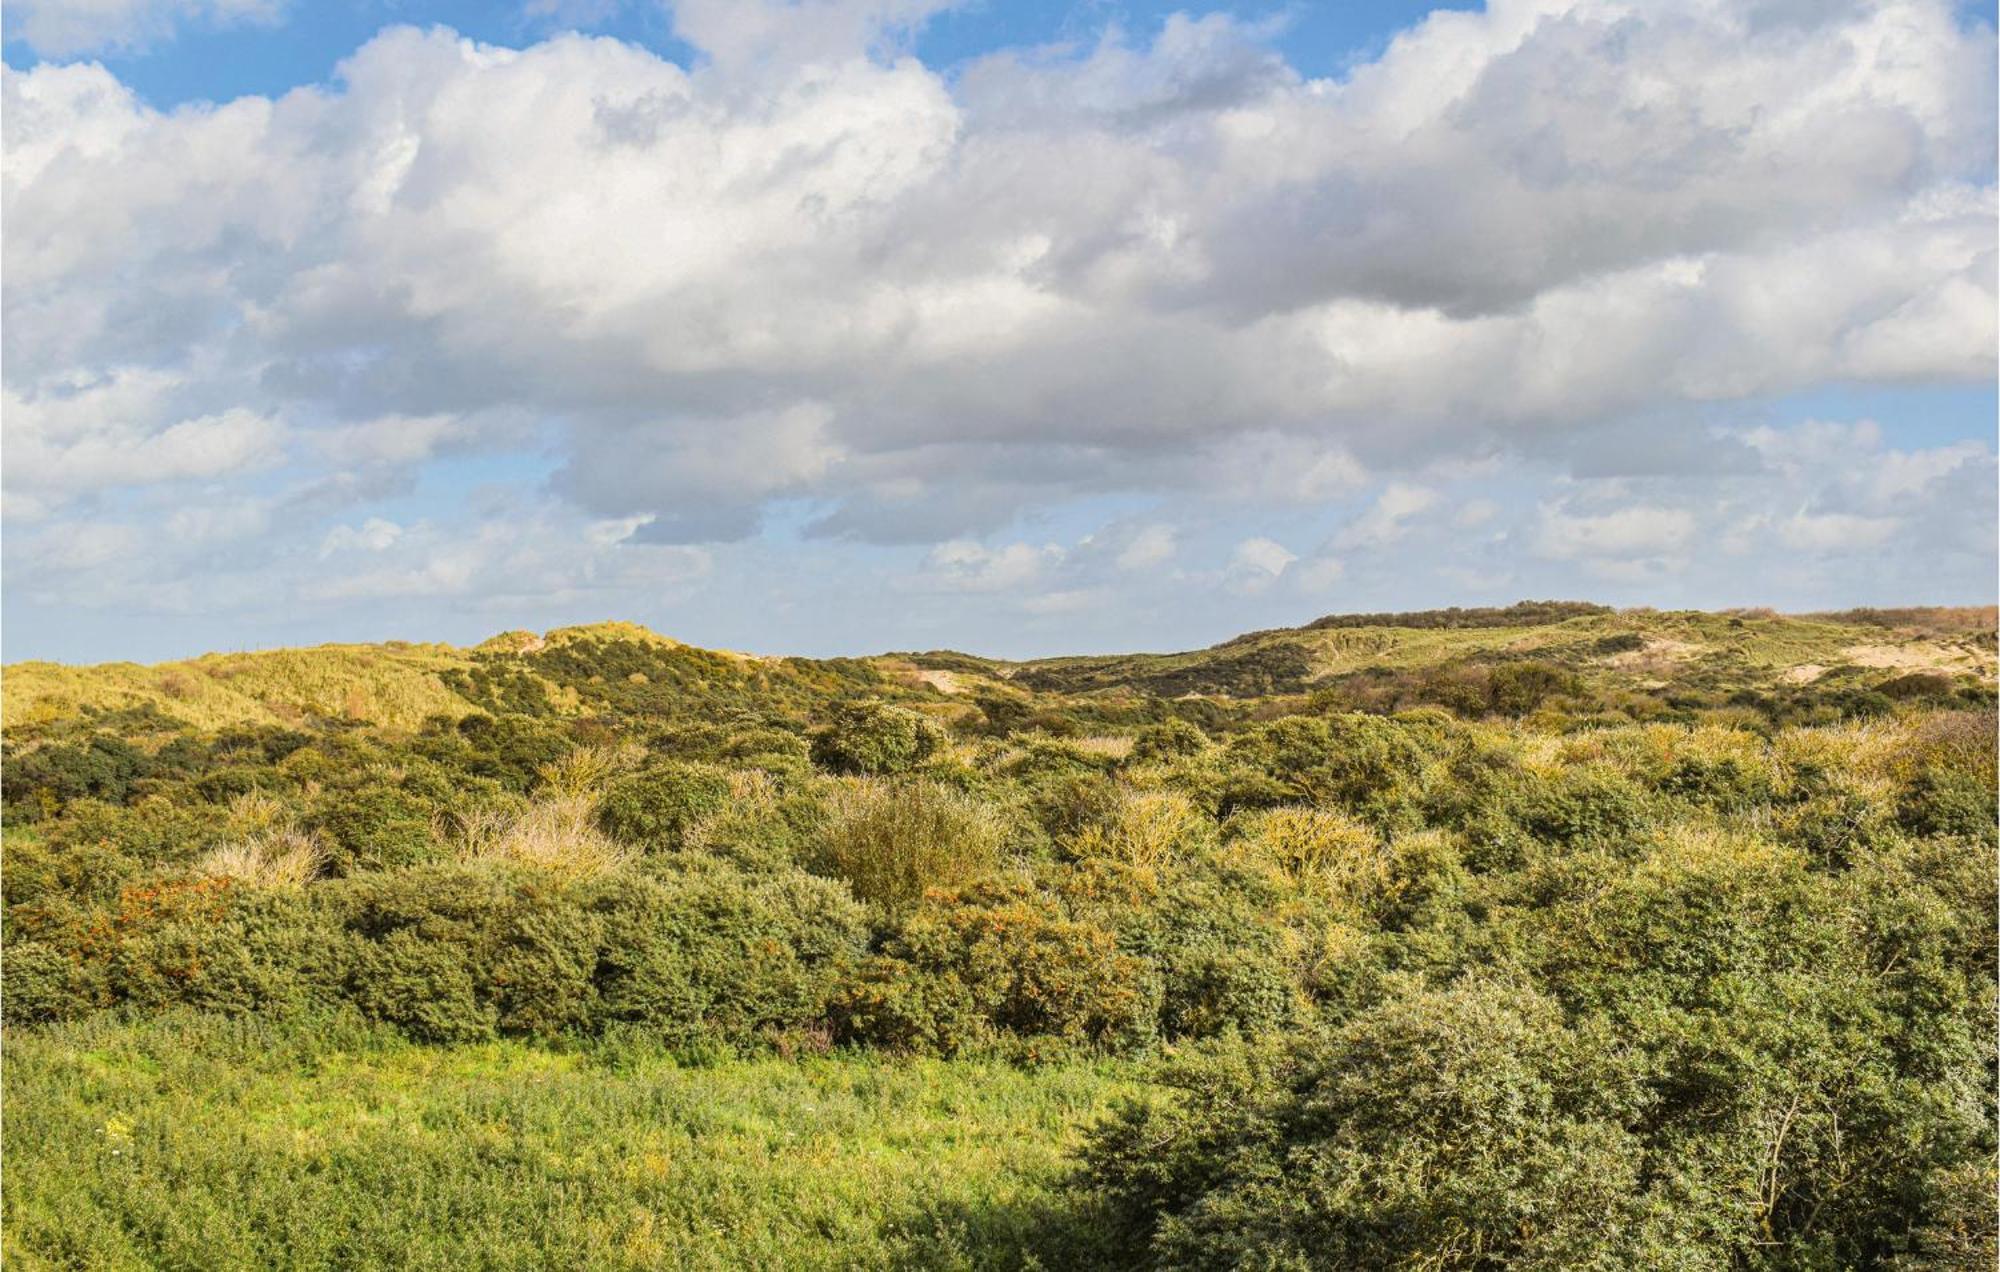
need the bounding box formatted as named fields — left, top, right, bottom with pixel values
left=911, top=669, right=966, bottom=694
left=1840, top=643, right=1984, bottom=674
left=1601, top=638, right=1704, bottom=671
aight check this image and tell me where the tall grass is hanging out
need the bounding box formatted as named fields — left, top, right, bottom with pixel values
left=446, top=797, right=632, bottom=880
left=810, top=779, right=1005, bottom=913
left=196, top=829, right=327, bottom=890
left=2, top=1012, right=1134, bottom=1271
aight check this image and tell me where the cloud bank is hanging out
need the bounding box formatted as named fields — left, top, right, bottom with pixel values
left=2, top=0, right=1994, bottom=657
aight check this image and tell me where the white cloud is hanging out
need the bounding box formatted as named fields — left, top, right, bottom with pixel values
left=1332, top=482, right=1440, bottom=550
left=3, top=375, right=287, bottom=506
left=5, top=0, right=283, bottom=58
left=1453, top=499, right=1500, bottom=529
left=168, top=498, right=273, bottom=546
left=1, top=1, right=1995, bottom=655
left=1775, top=510, right=1903, bottom=552
left=302, top=508, right=713, bottom=605
left=1116, top=523, right=1177, bottom=570
left=312, top=415, right=475, bottom=468
left=1533, top=504, right=1697, bottom=561
left=1294, top=555, right=1346, bottom=593
left=319, top=517, right=405, bottom=558
left=922, top=539, right=1064, bottom=592
left=3, top=1, right=1989, bottom=553
left=1226, top=536, right=1296, bottom=594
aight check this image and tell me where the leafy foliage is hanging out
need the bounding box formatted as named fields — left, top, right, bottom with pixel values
left=2, top=610, right=1994, bottom=1268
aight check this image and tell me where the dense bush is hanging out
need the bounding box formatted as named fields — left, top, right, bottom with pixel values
left=330, top=862, right=869, bottom=1047
left=595, top=760, right=733, bottom=851
left=2, top=734, right=159, bottom=816
left=310, top=783, right=440, bottom=875
left=836, top=879, right=1156, bottom=1056
left=587, top=865, right=868, bottom=1049
left=1128, top=718, right=1207, bottom=764
left=1082, top=984, right=1682, bottom=1267
left=5, top=622, right=1993, bottom=1269
left=809, top=701, right=948, bottom=775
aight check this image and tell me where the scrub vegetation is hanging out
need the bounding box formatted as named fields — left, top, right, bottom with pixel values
left=3, top=603, right=1994, bottom=1268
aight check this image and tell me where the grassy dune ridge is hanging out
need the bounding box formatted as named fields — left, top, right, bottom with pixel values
left=3, top=602, right=1993, bottom=1268
left=8, top=603, right=1994, bottom=733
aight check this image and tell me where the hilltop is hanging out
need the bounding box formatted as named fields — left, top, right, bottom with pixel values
left=5, top=602, right=1993, bottom=735
left=5, top=599, right=1994, bottom=1269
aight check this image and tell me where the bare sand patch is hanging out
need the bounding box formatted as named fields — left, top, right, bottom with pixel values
left=911, top=669, right=967, bottom=694
left=1602, top=638, right=1704, bottom=670
left=1841, top=643, right=1979, bottom=673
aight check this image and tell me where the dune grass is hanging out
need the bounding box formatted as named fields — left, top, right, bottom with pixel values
left=2, top=1012, right=1138, bottom=1271
left=3, top=644, right=485, bottom=732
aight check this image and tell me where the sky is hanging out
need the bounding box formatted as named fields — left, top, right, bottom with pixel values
left=3, top=0, right=1996, bottom=665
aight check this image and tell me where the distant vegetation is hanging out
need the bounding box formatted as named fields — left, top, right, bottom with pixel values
left=3, top=605, right=1994, bottom=1267
left=1303, top=598, right=1615, bottom=629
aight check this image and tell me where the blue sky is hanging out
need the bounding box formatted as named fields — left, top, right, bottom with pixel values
left=3, top=0, right=1995, bottom=664
left=4, top=3, right=1485, bottom=106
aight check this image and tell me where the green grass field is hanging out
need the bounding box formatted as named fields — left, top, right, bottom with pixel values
left=3, top=1012, right=1136, bottom=1271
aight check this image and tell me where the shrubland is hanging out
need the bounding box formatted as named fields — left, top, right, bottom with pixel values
left=3, top=606, right=1994, bottom=1268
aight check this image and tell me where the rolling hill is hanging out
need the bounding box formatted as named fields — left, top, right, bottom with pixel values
left=6, top=603, right=1993, bottom=735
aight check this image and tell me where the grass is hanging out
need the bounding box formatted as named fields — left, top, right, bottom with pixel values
left=8, top=608, right=1990, bottom=731
left=2, top=1012, right=1139, bottom=1271
left=3, top=644, right=487, bottom=732
left=1003, top=608, right=1996, bottom=698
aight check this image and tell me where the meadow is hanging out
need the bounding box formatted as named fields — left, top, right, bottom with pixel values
left=4, top=1012, right=1128, bottom=1270
left=3, top=603, right=1994, bottom=1268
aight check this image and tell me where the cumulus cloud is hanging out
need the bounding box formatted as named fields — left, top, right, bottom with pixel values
left=1774, top=511, right=1903, bottom=552
left=1332, top=482, right=1441, bottom=550
left=3, top=369, right=287, bottom=512
left=1534, top=504, right=1698, bottom=561
left=5, top=0, right=283, bottom=57
left=922, top=539, right=1064, bottom=592
left=1115, top=524, right=1178, bottom=571
left=0, top=0, right=1993, bottom=653
left=1226, top=536, right=1297, bottom=594
left=319, top=517, right=405, bottom=558
left=6, top=3, right=1992, bottom=540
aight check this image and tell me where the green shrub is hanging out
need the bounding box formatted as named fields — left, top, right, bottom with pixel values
left=1148, top=880, right=1299, bottom=1040
left=596, top=761, right=733, bottom=851
left=1897, top=768, right=1998, bottom=843
left=676, top=778, right=821, bottom=872
left=809, top=702, right=947, bottom=776
left=585, top=866, right=867, bottom=1048
left=487, top=890, right=605, bottom=1036
left=1129, top=719, right=1207, bottom=764
left=836, top=880, right=1156, bottom=1056
left=1080, top=983, right=1677, bottom=1268
left=310, top=784, right=440, bottom=876
left=1025, top=770, right=1124, bottom=844
left=348, top=926, right=497, bottom=1043
left=3, top=826, right=142, bottom=910
left=1220, top=715, right=1431, bottom=828
left=335, top=866, right=515, bottom=1042
left=1, top=734, right=157, bottom=815
left=1657, top=753, right=1775, bottom=811
left=2, top=941, right=93, bottom=1022
left=1511, top=765, right=1650, bottom=846
left=10, top=876, right=330, bottom=1023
